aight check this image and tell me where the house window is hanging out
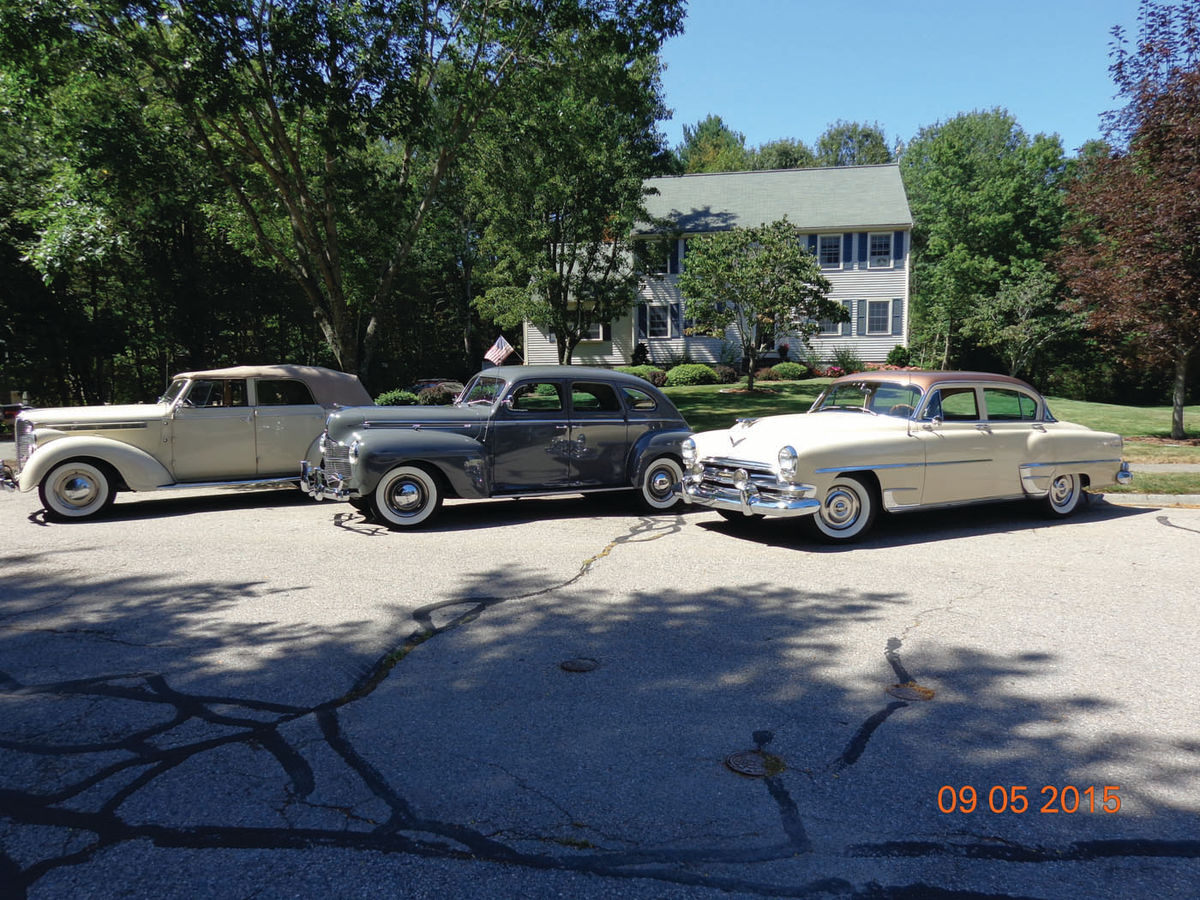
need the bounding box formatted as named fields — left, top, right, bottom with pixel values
left=817, top=301, right=849, bottom=335
left=818, top=235, right=841, bottom=269
left=582, top=322, right=605, bottom=341
left=866, top=300, right=891, bottom=334
left=648, top=305, right=671, bottom=338
left=868, top=233, right=893, bottom=268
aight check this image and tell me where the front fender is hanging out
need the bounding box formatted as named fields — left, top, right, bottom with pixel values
left=354, top=430, right=490, bottom=499
left=17, top=435, right=174, bottom=493
left=628, top=428, right=690, bottom=486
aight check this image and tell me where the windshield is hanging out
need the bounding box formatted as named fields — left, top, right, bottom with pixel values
left=159, top=378, right=190, bottom=405
left=812, top=381, right=923, bottom=418
left=457, top=375, right=508, bottom=406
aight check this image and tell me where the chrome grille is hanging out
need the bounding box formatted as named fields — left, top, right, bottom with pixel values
left=16, top=420, right=35, bottom=471
left=323, top=444, right=352, bottom=480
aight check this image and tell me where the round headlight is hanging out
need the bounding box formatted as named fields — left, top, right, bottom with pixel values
left=778, top=445, right=798, bottom=479
left=681, top=437, right=696, bottom=463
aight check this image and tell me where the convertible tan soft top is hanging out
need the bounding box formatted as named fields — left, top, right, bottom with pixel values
left=171, top=365, right=371, bottom=408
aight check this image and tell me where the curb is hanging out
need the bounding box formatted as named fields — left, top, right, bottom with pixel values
left=1098, top=492, right=1200, bottom=509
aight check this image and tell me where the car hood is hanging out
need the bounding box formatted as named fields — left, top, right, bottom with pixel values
left=693, top=411, right=909, bottom=461
left=21, top=403, right=169, bottom=428
left=325, top=403, right=491, bottom=436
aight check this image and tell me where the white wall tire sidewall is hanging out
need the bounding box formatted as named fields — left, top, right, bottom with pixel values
left=372, top=465, right=441, bottom=527
left=640, top=457, right=683, bottom=511
left=1045, top=473, right=1081, bottom=517
left=40, top=461, right=113, bottom=521
left=811, top=475, right=875, bottom=541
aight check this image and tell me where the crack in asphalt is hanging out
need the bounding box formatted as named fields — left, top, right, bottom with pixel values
left=3, top=517, right=1198, bottom=899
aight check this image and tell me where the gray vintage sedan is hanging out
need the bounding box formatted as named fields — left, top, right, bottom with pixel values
left=301, top=365, right=691, bottom=527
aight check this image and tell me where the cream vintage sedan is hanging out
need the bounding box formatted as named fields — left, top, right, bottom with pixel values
left=2, top=365, right=370, bottom=521
left=675, top=371, right=1131, bottom=542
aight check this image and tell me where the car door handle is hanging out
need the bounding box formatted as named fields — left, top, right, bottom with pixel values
left=975, top=423, right=991, bottom=431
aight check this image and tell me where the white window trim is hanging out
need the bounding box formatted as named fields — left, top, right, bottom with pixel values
left=647, top=303, right=674, bottom=339
left=866, top=299, right=891, bottom=335
left=868, top=232, right=893, bottom=269
left=818, top=234, right=841, bottom=269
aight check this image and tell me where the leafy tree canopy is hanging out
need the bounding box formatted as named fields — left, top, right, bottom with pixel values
left=675, top=218, right=839, bottom=390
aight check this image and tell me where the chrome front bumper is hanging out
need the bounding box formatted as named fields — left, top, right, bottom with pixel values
left=675, top=479, right=821, bottom=518
left=299, top=460, right=351, bottom=501
left=1116, top=461, right=1133, bottom=486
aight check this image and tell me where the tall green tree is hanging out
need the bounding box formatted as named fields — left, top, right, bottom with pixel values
left=4, top=0, right=678, bottom=380
left=899, top=109, right=1068, bottom=369
left=468, top=8, right=682, bottom=365
left=676, top=218, right=840, bottom=390
left=1060, top=0, right=1200, bottom=438
left=675, top=114, right=751, bottom=173
left=749, top=138, right=816, bottom=171
left=814, top=120, right=893, bottom=167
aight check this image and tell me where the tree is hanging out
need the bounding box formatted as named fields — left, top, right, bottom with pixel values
left=468, top=12, right=681, bottom=364
left=1059, top=0, right=1200, bottom=438
left=750, top=138, right=816, bottom=171
left=814, top=120, right=893, bottom=167
left=961, top=260, right=1085, bottom=378
left=675, top=114, right=751, bottom=173
left=675, top=218, right=840, bottom=390
left=899, top=109, right=1068, bottom=369
left=4, top=0, right=679, bottom=380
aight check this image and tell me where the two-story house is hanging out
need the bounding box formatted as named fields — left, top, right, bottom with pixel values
left=521, top=164, right=913, bottom=367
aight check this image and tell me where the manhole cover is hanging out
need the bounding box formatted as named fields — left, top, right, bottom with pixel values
left=724, top=750, right=785, bottom=777
left=887, top=682, right=935, bottom=701
left=559, top=657, right=599, bottom=673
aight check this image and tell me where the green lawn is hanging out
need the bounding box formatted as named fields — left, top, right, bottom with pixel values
left=663, top=378, right=1200, bottom=493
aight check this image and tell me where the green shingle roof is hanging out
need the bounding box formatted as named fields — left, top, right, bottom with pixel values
left=640, top=164, right=912, bottom=235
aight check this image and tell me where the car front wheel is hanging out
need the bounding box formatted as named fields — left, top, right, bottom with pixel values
left=39, top=460, right=116, bottom=522
left=807, top=474, right=877, bottom=542
left=639, top=457, right=683, bottom=511
left=1042, top=472, right=1083, bottom=518
left=372, top=465, right=443, bottom=528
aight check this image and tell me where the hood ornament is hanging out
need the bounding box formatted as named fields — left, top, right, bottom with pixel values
left=729, top=417, right=758, bottom=446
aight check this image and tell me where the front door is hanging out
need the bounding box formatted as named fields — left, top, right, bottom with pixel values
left=490, top=379, right=571, bottom=492
left=170, top=378, right=257, bottom=481
left=916, top=386, right=1002, bottom=505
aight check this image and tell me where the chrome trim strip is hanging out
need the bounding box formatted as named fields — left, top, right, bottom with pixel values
left=1017, top=458, right=1123, bottom=468
left=50, top=422, right=150, bottom=432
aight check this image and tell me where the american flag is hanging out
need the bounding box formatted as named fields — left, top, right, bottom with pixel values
left=484, top=334, right=515, bottom=365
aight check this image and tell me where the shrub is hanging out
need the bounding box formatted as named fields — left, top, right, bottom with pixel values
left=770, top=361, right=808, bottom=380
left=375, top=389, right=419, bottom=406
left=886, top=344, right=913, bottom=367
left=712, top=364, right=739, bottom=384
left=631, top=342, right=650, bottom=366
left=616, top=365, right=668, bottom=387
left=830, top=347, right=866, bottom=375
left=417, top=386, right=456, bottom=405
left=754, top=367, right=781, bottom=382
left=665, top=363, right=718, bottom=387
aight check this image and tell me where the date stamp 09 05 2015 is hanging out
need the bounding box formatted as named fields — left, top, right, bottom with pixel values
left=938, top=785, right=1122, bottom=815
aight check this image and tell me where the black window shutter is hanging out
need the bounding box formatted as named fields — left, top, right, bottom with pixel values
left=893, top=231, right=906, bottom=268
left=842, top=233, right=854, bottom=270
left=891, top=299, right=903, bottom=336
left=637, top=304, right=647, bottom=339
left=858, top=232, right=869, bottom=267
left=856, top=299, right=867, bottom=336
left=601, top=323, right=612, bottom=341
left=807, top=234, right=818, bottom=256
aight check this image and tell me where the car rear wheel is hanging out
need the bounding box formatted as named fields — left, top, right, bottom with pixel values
left=1042, top=473, right=1083, bottom=517
left=638, top=457, right=683, bottom=511
left=372, top=465, right=443, bottom=528
left=806, top=474, right=877, bottom=542
left=39, top=460, right=116, bottom=522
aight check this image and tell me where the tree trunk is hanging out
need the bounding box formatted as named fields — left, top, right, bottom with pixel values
left=1171, top=347, right=1191, bottom=440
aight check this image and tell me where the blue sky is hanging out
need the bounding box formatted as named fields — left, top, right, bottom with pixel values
left=657, top=0, right=1146, bottom=156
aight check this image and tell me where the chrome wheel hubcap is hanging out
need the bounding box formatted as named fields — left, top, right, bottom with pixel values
left=822, top=487, right=860, bottom=529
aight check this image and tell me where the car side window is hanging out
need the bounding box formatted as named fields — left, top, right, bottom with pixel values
left=510, top=382, right=563, bottom=412
left=983, top=388, right=1037, bottom=421
left=570, top=382, right=621, bottom=413
left=257, top=379, right=316, bottom=406
left=621, top=386, right=658, bottom=411
left=187, top=379, right=248, bottom=408
left=925, top=387, right=978, bottom=421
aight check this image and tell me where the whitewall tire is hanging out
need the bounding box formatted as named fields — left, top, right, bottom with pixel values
left=371, top=465, right=443, bottom=527
left=639, top=457, right=683, bottom=511
left=807, top=474, right=877, bottom=542
left=39, top=460, right=116, bottom=521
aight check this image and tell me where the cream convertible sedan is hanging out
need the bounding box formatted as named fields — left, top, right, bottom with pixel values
left=675, top=371, right=1132, bottom=542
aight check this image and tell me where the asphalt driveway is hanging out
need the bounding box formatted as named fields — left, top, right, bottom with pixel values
left=2, top=482, right=1199, bottom=899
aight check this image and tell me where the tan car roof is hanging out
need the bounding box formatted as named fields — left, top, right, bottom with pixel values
left=832, top=370, right=1037, bottom=394
left=172, top=364, right=372, bottom=407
